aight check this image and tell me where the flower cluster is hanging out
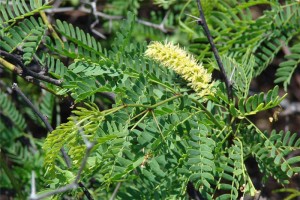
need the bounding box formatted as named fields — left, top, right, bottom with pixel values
left=145, top=41, right=214, bottom=98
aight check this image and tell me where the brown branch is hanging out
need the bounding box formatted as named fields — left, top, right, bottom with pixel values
left=0, top=50, right=62, bottom=86
left=0, top=56, right=56, bottom=94
left=12, top=83, right=54, bottom=132
left=25, top=69, right=62, bottom=86
left=280, top=40, right=291, bottom=56
left=195, top=0, right=233, bottom=101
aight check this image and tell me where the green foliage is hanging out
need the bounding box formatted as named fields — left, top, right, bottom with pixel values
left=0, top=17, right=46, bottom=65
left=244, top=129, right=300, bottom=183
left=43, top=103, right=104, bottom=173
left=275, top=43, right=300, bottom=91
left=188, top=1, right=300, bottom=77
left=40, top=54, right=67, bottom=79
left=230, top=86, right=286, bottom=118
left=275, top=188, right=300, bottom=200
left=104, top=0, right=141, bottom=15
left=0, top=120, right=22, bottom=146
left=39, top=91, right=55, bottom=124
left=153, top=0, right=176, bottom=9
left=187, top=127, right=216, bottom=193
left=221, top=51, right=255, bottom=98
left=0, top=0, right=50, bottom=26
left=54, top=19, right=107, bottom=60
left=1, top=1, right=300, bottom=200
left=0, top=91, right=26, bottom=130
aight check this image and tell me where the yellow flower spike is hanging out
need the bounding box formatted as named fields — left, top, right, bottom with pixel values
left=145, top=41, right=214, bottom=98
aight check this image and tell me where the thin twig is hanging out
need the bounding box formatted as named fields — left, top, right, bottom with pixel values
left=30, top=182, right=78, bottom=200
left=0, top=55, right=56, bottom=93
left=37, top=0, right=64, bottom=47
left=195, top=0, right=233, bottom=101
left=280, top=40, right=291, bottom=56
left=11, top=83, right=72, bottom=167
left=0, top=55, right=23, bottom=74
left=25, top=69, right=62, bottom=86
left=44, top=5, right=173, bottom=33
left=25, top=76, right=57, bottom=94
left=30, top=171, right=36, bottom=199
left=74, top=124, right=94, bottom=182
left=78, top=182, right=94, bottom=200
left=109, top=183, right=122, bottom=200
left=0, top=50, right=23, bottom=67
left=12, top=83, right=54, bottom=132
left=88, top=0, right=106, bottom=39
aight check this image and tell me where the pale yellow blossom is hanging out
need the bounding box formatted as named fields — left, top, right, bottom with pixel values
left=145, top=41, right=214, bottom=97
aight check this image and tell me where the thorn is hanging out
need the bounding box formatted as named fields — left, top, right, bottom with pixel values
left=185, top=13, right=200, bottom=20
left=197, top=19, right=203, bottom=25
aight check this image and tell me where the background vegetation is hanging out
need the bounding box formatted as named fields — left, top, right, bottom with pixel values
left=1, top=0, right=300, bottom=199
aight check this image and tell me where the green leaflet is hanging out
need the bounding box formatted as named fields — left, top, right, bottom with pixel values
left=0, top=17, right=47, bottom=65
left=220, top=51, right=254, bottom=98
left=275, top=43, right=300, bottom=90
left=230, top=86, right=286, bottom=118
left=188, top=128, right=216, bottom=190
left=244, top=129, right=300, bottom=184
left=0, top=0, right=51, bottom=26
left=0, top=91, right=26, bottom=130
left=43, top=103, right=105, bottom=175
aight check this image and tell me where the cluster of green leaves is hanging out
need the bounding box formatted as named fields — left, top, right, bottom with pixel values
left=184, top=0, right=300, bottom=80
left=1, top=17, right=46, bottom=65
left=275, top=43, right=300, bottom=90
left=0, top=0, right=54, bottom=196
left=0, top=90, right=46, bottom=199
left=1, top=0, right=300, bottom=200
left=0, top=0, right=50, bottom=28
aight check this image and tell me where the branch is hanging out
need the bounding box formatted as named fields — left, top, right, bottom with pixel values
left=12, top=83, right=72, bottom=171
left=109, top=183, right=122, bottom=200
left=280, top=40, right=291, bottom=56
left=25, top=69, right=62, bottom=86
left=44, top=5, right=173, bottom=34
left=12, top=83, right=54, bottom=132
left=195, top=0, right=233, bottom=101
left=0, top=57, right=56, bottom=94
left=11, top=83, right=94, bottom=199
left=0, top=56, right=23, bottom=74
left=78, top=182, right=94, bottom=200
left=29, top=130, right=95, bottom=200
left=0, top=50, right=62, bottom=86
left=36, top=0, right=64, bottom=46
